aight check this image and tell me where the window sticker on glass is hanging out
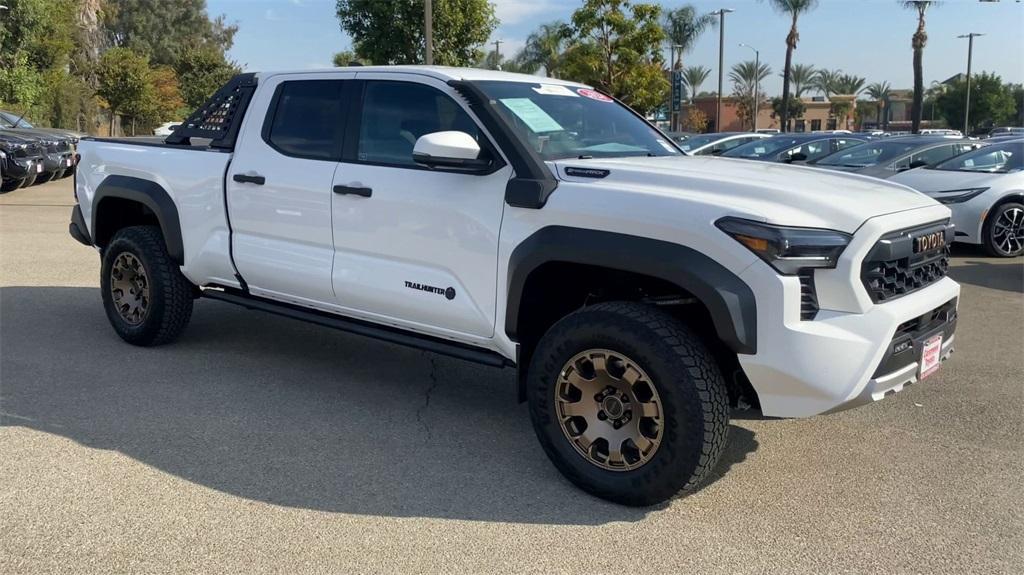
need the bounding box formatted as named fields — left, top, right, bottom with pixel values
left=577, top=88, right=613, bottom=102
left=532, top=84, right=579, bottom=97
left=499, top=98, right=564, bottom=133
left=656, top=139, right=676, bottom=153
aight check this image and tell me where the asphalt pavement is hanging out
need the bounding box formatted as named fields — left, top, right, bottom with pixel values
left=1, top=178, right=1022, bottom=573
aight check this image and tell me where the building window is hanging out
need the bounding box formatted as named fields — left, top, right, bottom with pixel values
left=810, top=119, right=821, bottom=132
left=795, top=119, right=806, bottom=132
left=826, top=118, right=837, bottom=130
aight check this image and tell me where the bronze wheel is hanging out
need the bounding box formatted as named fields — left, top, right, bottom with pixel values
left=555, top=349, right=664, bottom=471
left=110, top=252, right=150, bottom=325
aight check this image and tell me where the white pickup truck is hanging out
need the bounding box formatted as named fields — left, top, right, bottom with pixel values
left=71, top=67, right=960, bottom=506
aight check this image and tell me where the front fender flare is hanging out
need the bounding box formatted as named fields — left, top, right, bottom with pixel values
left=505, top=226, right=757, bottom=355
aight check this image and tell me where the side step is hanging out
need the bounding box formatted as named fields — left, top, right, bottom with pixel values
left=201, top=289, right=513, bottom=368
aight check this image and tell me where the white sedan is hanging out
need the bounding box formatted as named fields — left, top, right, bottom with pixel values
left=890, top=140, right=1024, bottom=257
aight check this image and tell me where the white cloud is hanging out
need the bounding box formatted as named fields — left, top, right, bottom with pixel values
left=264, top=9, right=281, bottom=21
left=492, top=0, right=560, bottom=26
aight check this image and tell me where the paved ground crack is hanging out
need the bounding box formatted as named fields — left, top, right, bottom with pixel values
left=415, top=353, right=440, bottom=441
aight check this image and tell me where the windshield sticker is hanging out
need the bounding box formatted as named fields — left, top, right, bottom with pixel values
left=499, top=98, right=564, bottom=133
left=532, top=84, right=579, bottom=97
left=577, top=88, right=613, bottom=102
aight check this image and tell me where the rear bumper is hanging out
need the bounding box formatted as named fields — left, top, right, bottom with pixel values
left=69, top=204, right=92, bottom=246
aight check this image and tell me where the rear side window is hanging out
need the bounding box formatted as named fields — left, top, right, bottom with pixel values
left=266, top=80, right=346, bottom=161
left=356, top=81, right=481, bottom=167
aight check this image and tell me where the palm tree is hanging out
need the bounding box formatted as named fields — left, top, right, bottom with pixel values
left=664, top=6, right=716, bottom=129
left=519, top=21, right=570, bottom=78
left=682, top=65, right=711, bottom=101
left=730, top=60, right=773, bottom=130
left=833, top=74, right=866, bottom=96
left=866, top=81, right=892, bottom=128
left=788, top=63, right=816, bottom=97
left=902, top=1, right=940, bottom=133
left=763, top=0, right=819, bottom=131
left=811, top=68, right=843, bottom=98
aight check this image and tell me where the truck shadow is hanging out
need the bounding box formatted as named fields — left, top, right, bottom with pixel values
left=0, top=286, right=758, bottom=525
left=947, top=247, right=1023, bottom=294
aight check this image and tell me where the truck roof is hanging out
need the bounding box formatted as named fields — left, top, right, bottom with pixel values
left=257, top=65, right=589, bottom=87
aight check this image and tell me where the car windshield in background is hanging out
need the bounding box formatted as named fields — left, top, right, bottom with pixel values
left=816, top=140, right=918, bottom=167
left=723, top=137, right=803, bottom=158
left=677, top=133, right=724, bottom=152
left=932, top=142, right=1023, bottom=173
left=0, top=111, right=34, bottom=129
left=475, top=81, right=681, bottom=161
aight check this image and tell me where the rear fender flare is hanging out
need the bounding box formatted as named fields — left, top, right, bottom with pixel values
left=93, top=175, right=184, bottom=265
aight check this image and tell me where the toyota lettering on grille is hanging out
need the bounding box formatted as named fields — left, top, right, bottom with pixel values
left=913, top=231, right=945, bottom=253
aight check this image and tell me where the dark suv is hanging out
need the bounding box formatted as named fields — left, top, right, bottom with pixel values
left=0, top=132, right=46, bottom=192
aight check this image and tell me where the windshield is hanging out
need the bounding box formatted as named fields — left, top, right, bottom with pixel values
left=0, top=111, right=34, bottom=129
left=476, top=81, right=680, bottom=161
left=932, top=142, right=1023, bottom=173
left=816, top=140, right=918, bottom=167
left=723, top=137, right=805, bottom=158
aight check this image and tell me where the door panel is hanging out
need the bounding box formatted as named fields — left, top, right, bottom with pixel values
left=330, top=76, right=510, bottom=338
left=227, top=73, right=354, bottom=303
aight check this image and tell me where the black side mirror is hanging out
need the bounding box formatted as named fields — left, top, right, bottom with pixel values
left=710, top=148, right=724, bottom=156
left=908, top=160, right=928, bottom=169
left=788, top=152, right=808, bottom=163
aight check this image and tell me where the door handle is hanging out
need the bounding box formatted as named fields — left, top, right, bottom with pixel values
left=333, top=185, right=372, bottom=197
left=233, top=173, right=265, bottom=185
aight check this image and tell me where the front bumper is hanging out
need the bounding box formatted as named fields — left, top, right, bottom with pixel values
left=2, top=156, right=42, bottom=180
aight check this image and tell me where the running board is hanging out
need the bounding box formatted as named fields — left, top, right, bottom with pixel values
left=201, top=289, right=513, bottom=368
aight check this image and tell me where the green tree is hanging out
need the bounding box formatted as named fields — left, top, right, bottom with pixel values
left=174, top=45, right=240, bottom=111
left=681, top=65, right=711, bottom=102
left=866, top=81, right=892, bottom=127
left=762, top=0, right=818, bottom=132
left=935, top=72, right=1017, bottom=132
left=771, top=95, right=806, bottom=124
left=787, top=63, right=815, bottom=97
left=518, top=22, right=571, bottom=78
left=332, top=50, right=368, bottom=67
left=663, top=5, right=716, bottom=72
left=561, top=0, right=668, bottom=115
left=901, top=1, right=940, bottom=133
left=104, top=0, right=237, bottom=67
left=96, top=47, right=155, bottom=135
left=810, top=68, right=842, bottom=98
left=335, top=0, right=497, bottom=66
left=729, top=60, right=772, bottom=130
left=833, top=73, right=866, bottom=96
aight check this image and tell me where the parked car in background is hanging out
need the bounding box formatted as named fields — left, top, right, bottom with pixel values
left=722, top=133, right=867, bottom=164
left=985, top=127, right=1024, bottom=139
left=0, top=132, right=45, bottom=192
left=0, top=124, right=75, bottom=184
left=153, top=122, right=181, bottom=137
left=890, top=140, right=1024, bottom=257
left=0, top=110, right=85, bottom=143
left=920, top=129, right=963, bottom=137
left=678, top=132, right=770, bottom=156
left=810, top=136, right=984, bottom=179
left=755, top=128, right=780, bottom=134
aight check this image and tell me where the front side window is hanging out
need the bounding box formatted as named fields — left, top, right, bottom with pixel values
left=905, top=144, right=959, bottom=168
left=933, top=142, right=1022, bottom=173
left=267, top=80, right=346, bottom=161
left=817, top=140, right=918, bottom=167
left=357, top=81, right=482, bottom=167
left=475, top=81, right=680, bottom=161
left=785, top=139, right=829, bottom=161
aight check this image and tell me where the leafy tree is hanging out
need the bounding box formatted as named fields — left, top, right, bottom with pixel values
left=96, top=47, right=154, bottom=135
left=935, top=72, right=1017, bottom=132
left=901, top=1, right=940, bottom=133
left=336, top=0, right=497, bottom=66
left=682, top=107, right=709, bottom=132
left=332, top=50, right=368, bottom=67
left=865, top=81, right=892, bottom=127
left=762, top=0, right=818, bottom=131
left=561, top=0, right=668, bottom=115
left=681, top=65, right=711, bottom=102
left=729, top=60, right=772, bottom=130
left=174, top=45, right=240, bottom=111
left=771, top=95, right=806, bottom=124
left=787, top=63, right=815, bottom=97
left=519, top=22, right=571, bottom=78
left=104, top=0, right=237, bottom=67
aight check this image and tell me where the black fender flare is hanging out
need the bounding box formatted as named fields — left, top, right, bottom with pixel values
left=505, top=226, right=757, bottom=355
left=93, top=175, right=185, bottom=265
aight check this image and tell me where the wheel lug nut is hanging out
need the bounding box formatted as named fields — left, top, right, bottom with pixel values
left=597, top=412, right=607, bottom=420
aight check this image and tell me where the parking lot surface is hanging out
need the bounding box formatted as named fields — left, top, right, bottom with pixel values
left=2, top=178, right=1022, bottom=573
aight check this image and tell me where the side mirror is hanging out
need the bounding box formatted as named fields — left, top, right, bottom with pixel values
left=710, top=148, right=725, bottom=156
left=788, top=152, right=808, bottom=163
left=413, top=131, right=489, bottom=171
left=908, top=160, right=928, bottom=169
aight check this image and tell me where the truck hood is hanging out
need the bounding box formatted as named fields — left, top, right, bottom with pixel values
left=553, top=155, right=938, bottom=232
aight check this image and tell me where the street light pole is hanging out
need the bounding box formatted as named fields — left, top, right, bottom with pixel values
left=957, top=33, right=983, bottom=134
left=424, top=0, right=434, bottom=65
left=740, top=43, right=759, bottom=132
left=715, top=9, right=733, bottom=133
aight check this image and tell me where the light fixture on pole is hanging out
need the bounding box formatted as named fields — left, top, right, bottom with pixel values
left=714, top=8, right=734, bottom=133
left=739, top=43, right=760, bottom=132
left=957, top=33, right=983, bottom=133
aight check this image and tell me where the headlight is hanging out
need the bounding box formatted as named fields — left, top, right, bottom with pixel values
left=934, top=187, right=988, bottom=204
left=716, top=217, right=852, bottom=275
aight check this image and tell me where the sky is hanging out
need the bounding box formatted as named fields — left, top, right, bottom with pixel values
left=207, top=0, right=1024, bottom=96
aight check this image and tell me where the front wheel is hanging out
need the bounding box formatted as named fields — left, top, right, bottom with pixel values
left=527, top=302, right=730, bottom=506
left=983, top=202, right=1024, bottom=257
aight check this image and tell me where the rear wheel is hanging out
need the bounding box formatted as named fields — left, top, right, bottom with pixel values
left=1, top=178, right=25, bottom=193
left=983, top=201, right=1024, bottom=257
left=527, top=302, right=730, bottom=506
left=101, top=225, right=194, bottom=345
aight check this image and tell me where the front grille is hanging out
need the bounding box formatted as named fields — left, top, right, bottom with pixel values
left=861, top=222, right=953, bottom=303
left=799, top=271, right=819, bottom=320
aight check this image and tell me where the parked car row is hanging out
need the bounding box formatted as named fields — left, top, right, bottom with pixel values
left=0, top=110, right=82, bottom=192
left=688, top=129, right=1022, bottom=257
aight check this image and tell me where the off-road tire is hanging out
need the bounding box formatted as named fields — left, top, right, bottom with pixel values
left=527, top=301, right=730, bottom=506
left=101, top=225, right=194, bottom=346
left=982, top=201, right=1024, bottom=257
